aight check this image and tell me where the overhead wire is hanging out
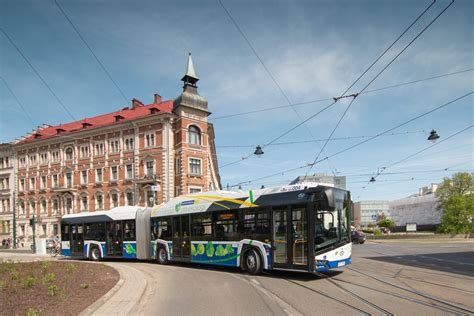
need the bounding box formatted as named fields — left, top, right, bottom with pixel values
left=0, top=76, right=35, bottom=125
left=306, top=0, right=455, bottom=176
left=54, top=0, right=129, bottom=103
left=0, top=28, right=76, bottom=120
left=228, top=91, right=472, bottom=187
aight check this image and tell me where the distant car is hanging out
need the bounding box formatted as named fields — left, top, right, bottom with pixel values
left=351, top=230, right=366, bottom=244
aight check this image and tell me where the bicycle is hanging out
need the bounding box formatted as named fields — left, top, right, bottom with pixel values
left=48, top=242, right=61, bottom=257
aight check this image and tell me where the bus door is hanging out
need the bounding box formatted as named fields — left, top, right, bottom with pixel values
left=272, top=206, right=308, bottom=270
left=172, top=215, right=191, bottom=261
left=71, top=224, right=84, bottom=256
left=106, top=221, right=123, bottom=256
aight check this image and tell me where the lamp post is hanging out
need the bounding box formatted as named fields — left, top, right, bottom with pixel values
left=12, top=192, right=16, bottom=249
left=30, top=214, right=36, bottom=253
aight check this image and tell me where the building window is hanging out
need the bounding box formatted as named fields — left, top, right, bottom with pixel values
left=65, top=197, right=72, bottom=214
left=124, top=137, right=134, bottom=151
left=189, top=158, right=201, bottom=176
left=65, top=172, right=72, bottom=188
left=30, top=200, right=36, bottom=214
left=29, top=177, right=36, bottom=191
left=96, top=194, right=103, bottom=210
left=40, top=176, right=47, bottom=189
left=19, top=201, right=25, bottom=215
left=145, top=133, right=155, bottom=147
left=0, top=178, right=6, bottom=190
left=80, top=195, right=88, bottom=211
left=109, top=139, right=120, bottom=153
left=146, top=190, right=156, bottom=206
left=126, top=164, right=133, bottom=179
left=40, top=199, right=47, bottom=213
left=126, top=192, right=133, bottom=206
left=146, top=161, right=154, bottom=177
left=175, top=186, right=181, bottom=197
left=19, top=157, right=26, bottom=168
left=19, top=179, right=25, bottom=192
left=29, top=154, right=37, bottom=166
left=110, top=166, right=118, bottom=181
left=80, top=145, right=90, bottom=159
left=188, top=125, right=201, bottom=145
left=96, top=168, right=103, bottom=183
left=95, top=143, right=105, bottom=156
left=65, top=147, right=74, bottom=160
left=52, top=198, right=59, bottom=215
left=81, top=170, right=87, bottom=185
left=39, top=152, right=48, bottom=164
left=189, top=187, right=202, bottom=194
left=110, top=192, right=119, bottom=208
left=175, top=158, right=181, bottom=175
left=52, top=174, right=58, bottom=188
left=51, top=151, right=60, bottom=162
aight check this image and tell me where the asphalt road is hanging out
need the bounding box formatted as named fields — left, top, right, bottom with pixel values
left=109, top=240, right=474, bottom=315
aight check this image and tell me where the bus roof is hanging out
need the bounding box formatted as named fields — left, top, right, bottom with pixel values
left=61, top=206, right=143, bottom=224
left=150, top=184, right=347, bottom=218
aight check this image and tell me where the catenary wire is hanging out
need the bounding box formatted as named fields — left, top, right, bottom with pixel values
left=211, top=68, right=473, bottom=121
left=306, top=0, right=455, bottom=176
left=228, top=91, right=472, bottom=187
left=54, top=0, right=129, bottom=103
left=0, top=28, right=76, bottom=121
left=218, top=0, right=339, bottom=174
left=0, top=76, right=35, bottom=125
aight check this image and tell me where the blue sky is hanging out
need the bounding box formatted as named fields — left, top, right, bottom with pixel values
left=1, top=0, right=472, bottom=201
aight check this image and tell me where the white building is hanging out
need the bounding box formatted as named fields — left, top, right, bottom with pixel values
left=290, top=173, right=346, bottom=189
left=353, top=200, right=390, bottom=227
left=0, top=143, right=14, bottom=242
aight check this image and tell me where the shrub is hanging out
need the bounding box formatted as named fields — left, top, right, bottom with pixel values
left=10, top=270, right=20, bottom=281
left=42, top=273, right=56, bottom=284
left=47, top=284, right=59, bottom=296
left=40, top=261, right=51, bottom=271
left=374, top=229, right=382, bottom=236
left=21, top=276, right=36, bottom=289
left=26, top=308, right=40, bottom=316
left=65, top=263, right=77, bottom=273
left=80, top=283, right=90, bottom=289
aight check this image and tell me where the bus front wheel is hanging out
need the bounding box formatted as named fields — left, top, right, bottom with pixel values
left=157, top=247, right=169, bottom=265
left=90, top=246, right=101, bottom=261
left=245, top=249, right=263, bottom=275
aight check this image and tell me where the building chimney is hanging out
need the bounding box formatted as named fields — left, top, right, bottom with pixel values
left=131, top=98, right=144, bottom=109
left=154, top=94, right=161, bottom=104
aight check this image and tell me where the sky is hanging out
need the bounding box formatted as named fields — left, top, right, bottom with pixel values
left=1, top=0, right=473, bottom=201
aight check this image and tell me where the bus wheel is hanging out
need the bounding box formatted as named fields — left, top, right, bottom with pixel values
left=157, top=247, right=169, bottom=265
left=245, top=249, right=262, bottom=275
left=90, top=246, right=101, bottom=261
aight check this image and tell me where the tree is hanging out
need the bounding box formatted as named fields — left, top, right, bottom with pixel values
left=378, top=218, right=395, bottom=229
left=436, top=172, right=474, bottom=234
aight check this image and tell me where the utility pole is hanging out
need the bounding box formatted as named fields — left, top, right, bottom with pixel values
left=12, top=192, right=16, bottom=249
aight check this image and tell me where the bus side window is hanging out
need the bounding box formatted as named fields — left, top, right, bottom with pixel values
left=154, top=218, right=172, bottom=241
left=124, top=220, right=135, bottom=241
left=192, top=213, right=212, bottom=241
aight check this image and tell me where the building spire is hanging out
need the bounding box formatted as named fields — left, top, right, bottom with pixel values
left=181, top=53, right=199, bottom=87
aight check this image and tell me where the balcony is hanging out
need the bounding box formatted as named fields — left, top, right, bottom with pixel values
left=51, top=186, right=77, bottom=192
left=135, top=174, right=159, bottom=184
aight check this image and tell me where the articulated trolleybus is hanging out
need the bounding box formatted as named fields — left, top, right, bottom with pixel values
left=61, top=184, right=352, bottom=274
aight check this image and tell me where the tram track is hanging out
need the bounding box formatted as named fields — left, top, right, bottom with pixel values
left=346, top=266, right=474, bottom=315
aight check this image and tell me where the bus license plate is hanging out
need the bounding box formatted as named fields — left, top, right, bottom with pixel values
left=337, top=261, right=345, bottom=267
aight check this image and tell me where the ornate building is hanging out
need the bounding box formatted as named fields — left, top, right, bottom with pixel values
left=0, top=143, right=14, bottom=241
left=13, top=54, right=220, bottom=243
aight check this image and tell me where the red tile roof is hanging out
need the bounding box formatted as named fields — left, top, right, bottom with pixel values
left=18, top=100, right=173, bottom=144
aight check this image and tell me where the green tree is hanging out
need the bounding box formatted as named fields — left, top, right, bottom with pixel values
left=378, top=218, right=395, bottom=229
left=436, top=172, right=474, bottom=234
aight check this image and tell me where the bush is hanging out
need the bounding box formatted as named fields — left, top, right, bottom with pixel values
left=48, top=284, right=59, bottom=296
left=40, top=261, right=51, bottom=271
left=42, top=273, right=56, bottom=284
left=26, top=308, right=40, bottom=316
left=21, top=276, right=36, bottom=289
left=65, top=263, right=77, bottom=273
left=378, top=218, right=396, bottom=229
left=374, top=229, right=382, bottom=236
left=80, top=283, right=90, bottom=289
left=10, top=270, right=20, bottom=281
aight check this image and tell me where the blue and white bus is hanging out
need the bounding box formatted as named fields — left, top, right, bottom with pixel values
left=61, top=184, right=352, bottom=275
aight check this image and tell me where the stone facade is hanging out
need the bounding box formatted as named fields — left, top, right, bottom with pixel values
left=0, top=144, right=14, bottom=242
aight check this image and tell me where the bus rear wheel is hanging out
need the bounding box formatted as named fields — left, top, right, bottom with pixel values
left=90, top=246, right=101, bottom=261
left=157, top=247, right=169, bottom=265
left=245, top=249, right=263, bottom=275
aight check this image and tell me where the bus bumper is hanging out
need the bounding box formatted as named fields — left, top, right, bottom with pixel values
left=314, top=243, right=352, bottom=272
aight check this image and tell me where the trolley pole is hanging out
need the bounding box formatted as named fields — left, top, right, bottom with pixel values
left=12, top=192, right=16, bottom=249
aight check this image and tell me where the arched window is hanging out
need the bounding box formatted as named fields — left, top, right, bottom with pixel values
left=19, top=200, right=25, bottom=215
left=95, top=192, right=104, bottom=210
left=51, top=197, right=59, bottom=215
left=40, top=198, right=47, bottom=214
left=110, top=190, right=119, bottom=208
left=80, top=194, right=88, bottom=211
left=65, top=147, right=74, bottom=160
left=188, top=125, right=201, bottom=145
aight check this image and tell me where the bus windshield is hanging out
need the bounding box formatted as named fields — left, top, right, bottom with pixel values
left=314, top=206, right=350, bottom=251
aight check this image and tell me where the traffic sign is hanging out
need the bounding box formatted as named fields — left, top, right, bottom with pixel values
left=150, top=185, right=161, bottom=191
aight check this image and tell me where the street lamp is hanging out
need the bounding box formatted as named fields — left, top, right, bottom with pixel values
left=254, top=145, right=264, bottom=157
left=427, top=130, right=440, bottom=143
left=369, top=177, right=376, bottom=183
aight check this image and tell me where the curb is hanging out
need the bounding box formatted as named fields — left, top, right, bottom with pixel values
left=79, top=263, right=125, bottom=316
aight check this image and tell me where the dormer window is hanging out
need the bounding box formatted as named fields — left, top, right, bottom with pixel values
left=149, top=108, right=159, bottom=115
left=33, top=133, right=42, bottom=139
left=56, top=128, right=66, bottom=134
left=114, top=115, right=125, bottom=122
left=82, top=122, right=92, bottom=128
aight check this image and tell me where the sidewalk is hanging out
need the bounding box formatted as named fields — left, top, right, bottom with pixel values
left=0, top=250, right=49, bottom=261
left=80, top=262, right=148, bottom=316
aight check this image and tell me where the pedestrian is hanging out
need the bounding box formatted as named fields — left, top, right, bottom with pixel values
left=1, top=239, right=5, bottom=249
